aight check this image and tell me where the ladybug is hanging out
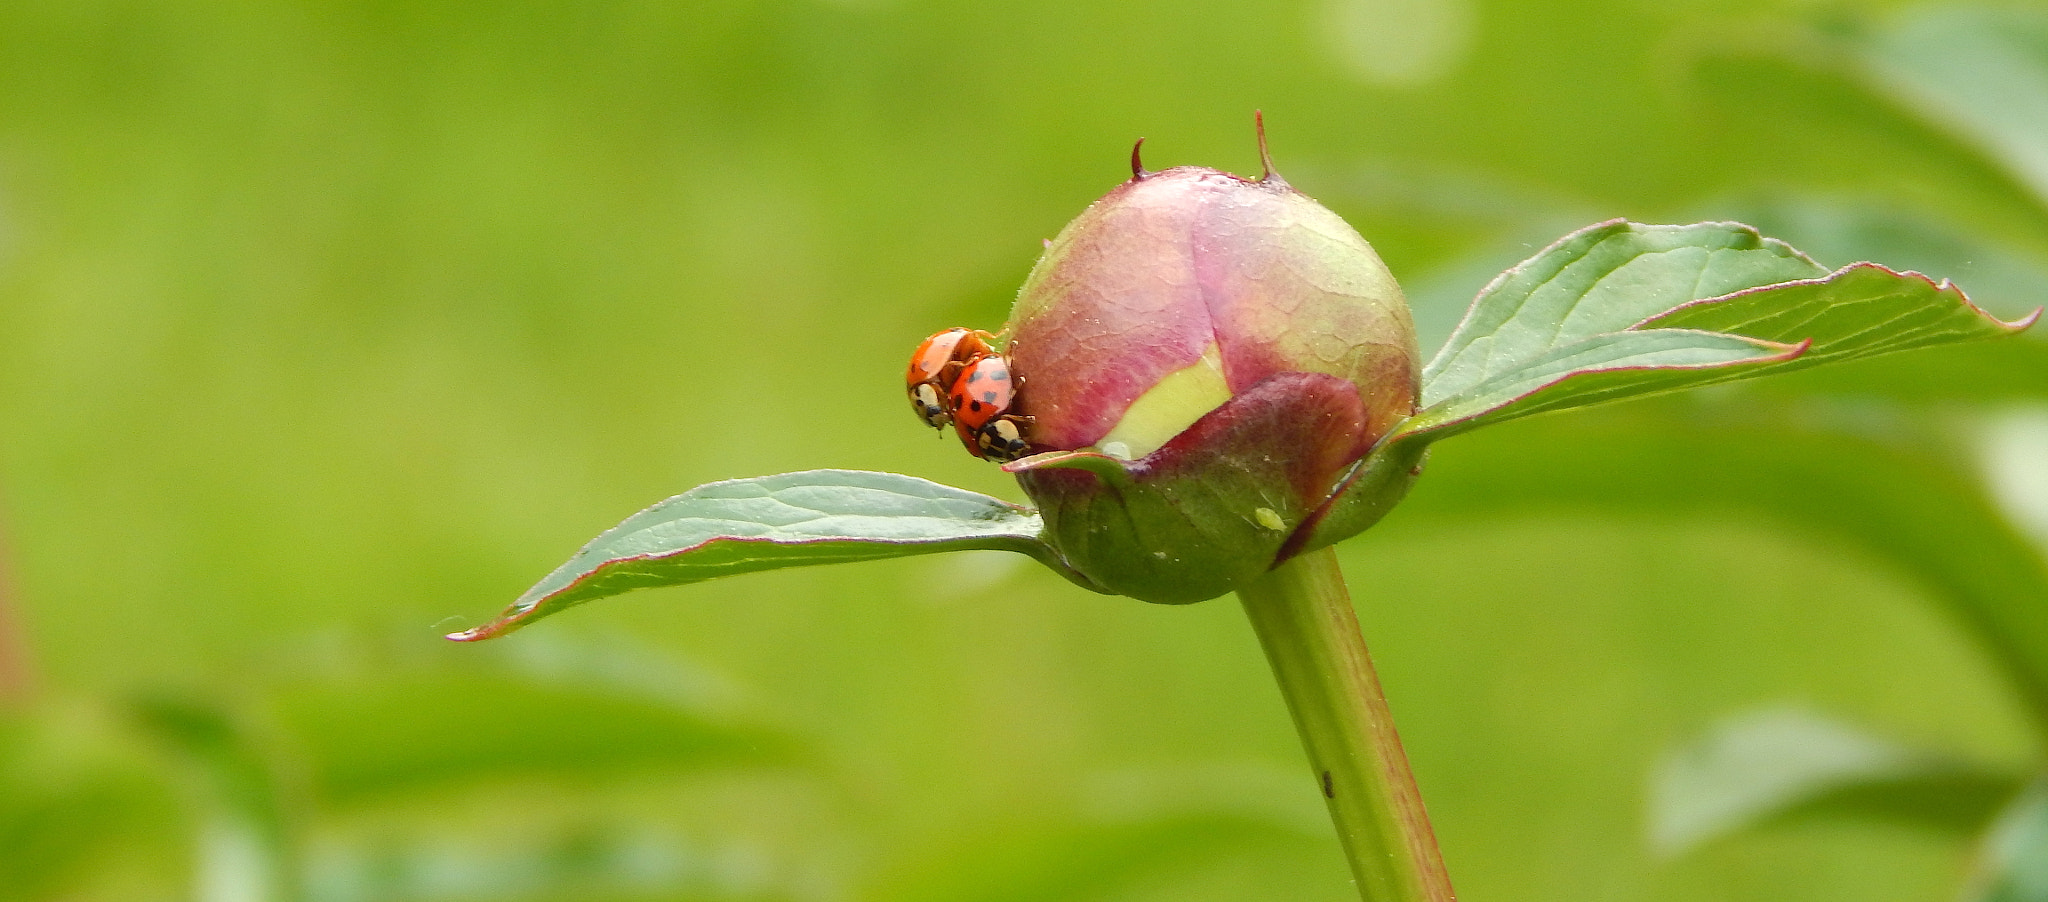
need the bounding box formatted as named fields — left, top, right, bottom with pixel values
left=948, top=353, right=1032, bottom=462
left=905, top=328, right=994, bottom=428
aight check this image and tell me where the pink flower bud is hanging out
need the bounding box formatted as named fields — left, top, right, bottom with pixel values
left=1000, top=131, right=1420, bottom=603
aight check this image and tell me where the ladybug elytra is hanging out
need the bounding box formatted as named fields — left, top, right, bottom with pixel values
left=948, top=354, right=1032, bottom=462
left=905, top=328, right=994, bottom=429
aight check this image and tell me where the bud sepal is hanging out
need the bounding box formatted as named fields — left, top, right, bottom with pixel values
left=1006, top=371, right=1390, bottom=604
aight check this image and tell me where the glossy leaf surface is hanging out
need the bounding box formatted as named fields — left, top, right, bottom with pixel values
left=1309, top=221, right=2038, bottom=553
left=1400, top=221, right=2036, bottom=443
left=451, top=471, right=1075, bottom=640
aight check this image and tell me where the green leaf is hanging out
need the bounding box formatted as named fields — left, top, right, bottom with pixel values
left=1649, top=706, right=2020, bottom=857
left=1645, top=263, right=2029, bottom=366
left=1708, top=196, right=2048, bottom=329
left=1967, top=776, right=2048, bottom=902
left=1422, top=220, right=1827, bottom=403
left=1683, top=198, right=2048, bottom=403
left=1410, top=328, right=1806, bottom=437
left=1401, top=220, right=2036, bottom=443
left=452, top=470, right=1079, bottom=641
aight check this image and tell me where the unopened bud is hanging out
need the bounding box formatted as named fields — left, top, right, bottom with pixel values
left=1001, top=128, right=1420, bottom=603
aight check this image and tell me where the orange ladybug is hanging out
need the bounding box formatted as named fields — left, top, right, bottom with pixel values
left=948, top=353, right=1031, bottom=462
left=905, top=328, right=994, bottom=428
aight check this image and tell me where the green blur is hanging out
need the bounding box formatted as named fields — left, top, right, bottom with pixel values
left=1, top=1, right=2044, bottom=899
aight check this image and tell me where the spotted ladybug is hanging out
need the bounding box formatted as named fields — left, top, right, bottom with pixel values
left=948, top=353, right=1032, bottom=462
left=905, top=328, right=994, bottom=429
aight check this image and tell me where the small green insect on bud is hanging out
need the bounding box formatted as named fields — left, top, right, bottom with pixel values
left=1000, top=116, right=1421, bottom=603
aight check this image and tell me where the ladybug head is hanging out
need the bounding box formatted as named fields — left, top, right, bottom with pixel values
left=911, top=382, right=950, bottom=428
left=974, top=416, right=1031, bottom=462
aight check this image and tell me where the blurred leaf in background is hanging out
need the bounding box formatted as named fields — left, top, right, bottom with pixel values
left=1, top=0, right=2045, bottom=900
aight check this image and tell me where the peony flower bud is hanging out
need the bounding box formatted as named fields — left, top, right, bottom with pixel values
left=1000, top=129, right=1420, bottom=603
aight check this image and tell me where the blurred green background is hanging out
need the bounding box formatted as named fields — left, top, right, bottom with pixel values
left=4, top=0, right=2048, bottom=899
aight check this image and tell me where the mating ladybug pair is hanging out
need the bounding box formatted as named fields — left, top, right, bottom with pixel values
left=905, top=327, right=1032, bottom=462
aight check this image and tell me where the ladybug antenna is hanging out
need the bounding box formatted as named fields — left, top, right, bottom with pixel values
left=1255, top=111, right=1287, bottom=187
left=1130, top=138, right=1149, bottom=180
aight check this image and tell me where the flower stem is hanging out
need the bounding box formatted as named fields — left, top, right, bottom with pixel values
left=1237, top=546, right=1455, bottom=902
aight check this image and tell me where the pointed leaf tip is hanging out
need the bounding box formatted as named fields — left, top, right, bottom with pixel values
left=1406, top=222, right=2034, bottom=445
left=452, top=470, right=1068, bottom=640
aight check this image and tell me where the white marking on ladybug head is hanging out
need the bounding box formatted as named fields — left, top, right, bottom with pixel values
left=913, top=383, right=949, bottom=427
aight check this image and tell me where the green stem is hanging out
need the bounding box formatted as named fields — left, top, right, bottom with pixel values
left=1237, top=546, right=1455, bottom=902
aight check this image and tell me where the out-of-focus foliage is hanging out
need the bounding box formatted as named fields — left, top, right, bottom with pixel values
left=0, top=1, right=2044, bottom=900
left=1973, top=779, right=2048, bottom=902
left=1648, top=707, right=2016, bottom=855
